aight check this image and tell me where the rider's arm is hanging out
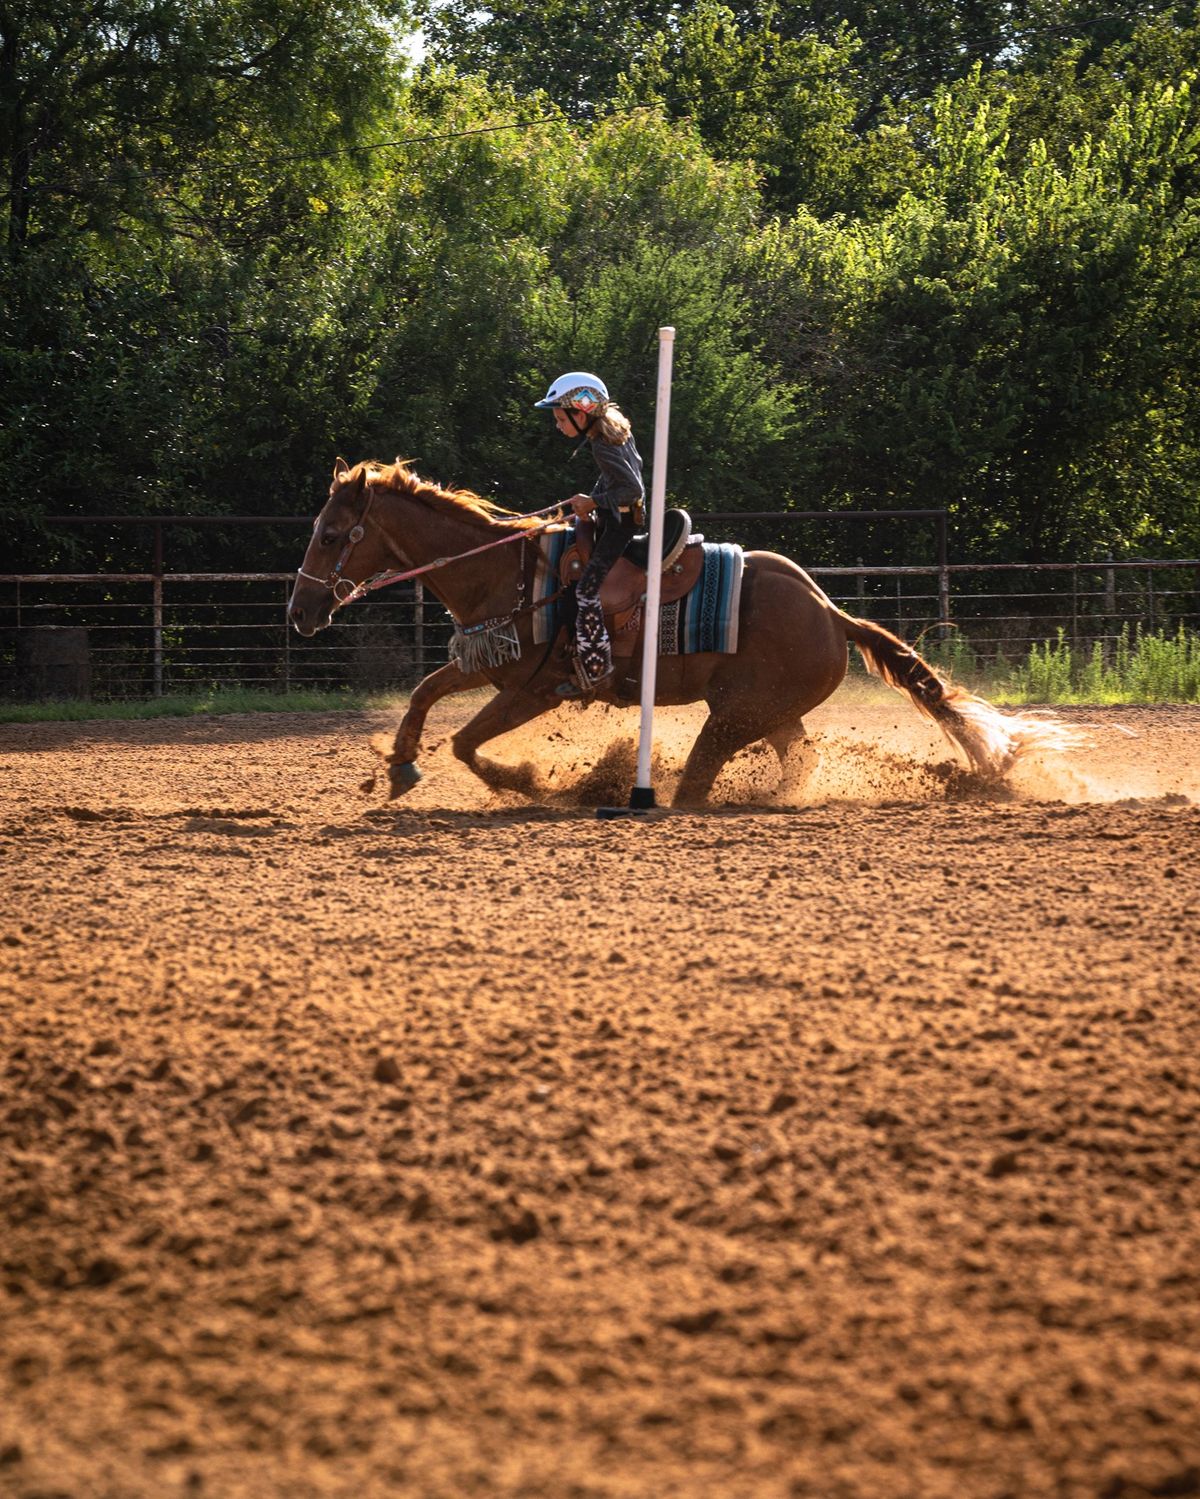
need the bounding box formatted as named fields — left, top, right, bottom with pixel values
left=590, top=437, right=644, bottom=515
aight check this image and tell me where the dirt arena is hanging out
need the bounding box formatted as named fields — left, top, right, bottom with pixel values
left=1, top=688, right=1198, bottom=1499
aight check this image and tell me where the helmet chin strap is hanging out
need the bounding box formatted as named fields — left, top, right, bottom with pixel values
left=563, top=406, right=593, bottom=438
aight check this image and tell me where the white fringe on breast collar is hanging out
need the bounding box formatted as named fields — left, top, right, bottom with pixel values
left=449, top=616, right=522, bottom=673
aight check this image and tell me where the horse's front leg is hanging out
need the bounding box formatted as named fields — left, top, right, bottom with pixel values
left=451, top=685, right=558, bottom=796
left=386, top=663, right=489, bottom=797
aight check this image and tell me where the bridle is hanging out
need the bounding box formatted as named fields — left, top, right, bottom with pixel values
left=295, top=486, right=383, bottom=604
left=294, top=479, right=568, bottom=611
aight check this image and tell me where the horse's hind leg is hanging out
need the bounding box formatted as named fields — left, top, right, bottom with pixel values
left=451, top=687, right=557, bottom=795
left=673, top=711, right=768, bottom=807
left=767, top=717, right=818, bottom=802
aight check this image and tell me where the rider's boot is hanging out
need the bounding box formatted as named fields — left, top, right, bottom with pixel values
left=554, top=662, right=615, bottom=699
left=555, top=631, right=614, bottom=698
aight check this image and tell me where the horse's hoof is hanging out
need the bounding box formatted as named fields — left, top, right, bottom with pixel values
left=388, top=761, right=422, bottom=798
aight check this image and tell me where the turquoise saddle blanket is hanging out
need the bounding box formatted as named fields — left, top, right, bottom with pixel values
left=532, top=525, right=744, bottom=656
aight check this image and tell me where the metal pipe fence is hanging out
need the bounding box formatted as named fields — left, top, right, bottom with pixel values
left=0, top=574, right=445, bottom=699
left=2, top=511, right=1197, bottom=699
left=811, top=558, right=1200, bottom=663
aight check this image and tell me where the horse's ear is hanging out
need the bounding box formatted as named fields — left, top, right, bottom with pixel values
left=333, top=456, right=350, bottom=481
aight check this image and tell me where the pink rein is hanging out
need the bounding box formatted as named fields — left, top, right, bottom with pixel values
left=334, top=502, right=568, bottom=608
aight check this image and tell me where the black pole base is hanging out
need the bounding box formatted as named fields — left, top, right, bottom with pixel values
left=596, top=784, right=657, bottom=820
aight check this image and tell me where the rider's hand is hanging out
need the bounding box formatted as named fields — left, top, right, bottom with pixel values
left=569, top=494, right=595, bottom=518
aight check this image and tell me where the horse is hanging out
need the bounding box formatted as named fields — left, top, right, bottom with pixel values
left=288, top=458, right=1068, bottom=805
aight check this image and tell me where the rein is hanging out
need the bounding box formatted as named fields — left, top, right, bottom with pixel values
left=338, top=513, right=563, bottom=608
left=296, top=491, right=569, bottom=610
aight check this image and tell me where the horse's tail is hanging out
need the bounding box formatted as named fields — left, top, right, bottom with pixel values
left=837, top=611, right=1075, bottom=777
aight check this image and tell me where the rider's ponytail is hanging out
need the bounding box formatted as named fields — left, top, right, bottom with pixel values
left=593, top=403, right=633, bottom=445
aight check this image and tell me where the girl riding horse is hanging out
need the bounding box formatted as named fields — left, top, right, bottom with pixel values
left=535, top=372, right=645, bottom=697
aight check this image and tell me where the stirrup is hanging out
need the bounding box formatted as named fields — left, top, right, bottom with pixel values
left=555, top=665, right=613, bottom=699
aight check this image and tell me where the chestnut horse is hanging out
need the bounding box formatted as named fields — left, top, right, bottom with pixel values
left=288, top=458, right=1065, bottom=804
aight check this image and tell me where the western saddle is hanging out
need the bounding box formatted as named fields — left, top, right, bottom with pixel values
left=558, top=509, right=700, bottom=665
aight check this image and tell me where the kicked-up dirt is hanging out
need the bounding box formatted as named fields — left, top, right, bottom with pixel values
left=0, top=692, right=1198, bottom=1499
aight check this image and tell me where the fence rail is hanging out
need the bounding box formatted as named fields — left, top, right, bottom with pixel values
left=3, top=511, right=1198, bottom=699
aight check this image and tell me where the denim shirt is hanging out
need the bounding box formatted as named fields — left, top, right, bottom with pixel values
left=589, top=434, right=645, bottom=518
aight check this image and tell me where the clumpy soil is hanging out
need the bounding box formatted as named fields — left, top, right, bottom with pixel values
left=1, top=696, right=1198, bottom=1499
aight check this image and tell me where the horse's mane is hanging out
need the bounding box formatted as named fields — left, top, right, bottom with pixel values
left=355, top=460, right=546, bottom=532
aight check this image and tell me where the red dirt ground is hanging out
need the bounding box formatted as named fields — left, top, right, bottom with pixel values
left=1, top=692, right=1198, bottom=1499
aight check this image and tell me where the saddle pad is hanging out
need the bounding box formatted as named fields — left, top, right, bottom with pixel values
left=658, top=543, right=745, bottom=656
left=532, top=524, right=575, bottom=645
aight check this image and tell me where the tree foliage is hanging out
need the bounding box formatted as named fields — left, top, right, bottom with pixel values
left=0, top=0, right=407, bottom=253
left=2, top=1, right=1199, bottom=566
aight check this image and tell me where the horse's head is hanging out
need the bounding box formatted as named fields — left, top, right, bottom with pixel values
left=288, top=457, right=397, bottom=635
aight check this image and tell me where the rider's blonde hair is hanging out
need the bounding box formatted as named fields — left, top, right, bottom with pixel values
left=592, top=402, right=632, bottom=444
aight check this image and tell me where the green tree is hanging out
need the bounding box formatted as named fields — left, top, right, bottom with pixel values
left=745, top=66, right=1200, bottom=557
left=0, top=0, right=408, bottom=255
left=414, top=0, right=681, bottom=117
left=618, top=0, right=920, bottom=215
left=0, top=0, right=412, bottom=539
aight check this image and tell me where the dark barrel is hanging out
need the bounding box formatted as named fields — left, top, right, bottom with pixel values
left=17, top=627, right=92, bottom=700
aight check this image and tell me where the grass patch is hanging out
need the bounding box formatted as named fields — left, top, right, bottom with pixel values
left=927, top=624, right=1200, bottom=704
left=0, top=687, right=410, bottom=724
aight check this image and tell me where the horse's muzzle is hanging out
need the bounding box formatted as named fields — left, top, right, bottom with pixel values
left=287, top=592, right=333, bottom=636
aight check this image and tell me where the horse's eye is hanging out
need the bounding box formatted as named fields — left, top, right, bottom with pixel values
left=320, top=531, right=337, bottom=547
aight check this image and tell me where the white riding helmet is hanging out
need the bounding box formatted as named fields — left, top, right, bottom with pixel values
left=534, top=371, right=609, bottom=411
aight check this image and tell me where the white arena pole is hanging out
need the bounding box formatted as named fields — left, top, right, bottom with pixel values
left=629, top=326, right=675, bottom=811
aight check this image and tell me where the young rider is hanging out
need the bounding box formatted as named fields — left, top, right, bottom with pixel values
left=534, top=371, right=645, bottom=696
